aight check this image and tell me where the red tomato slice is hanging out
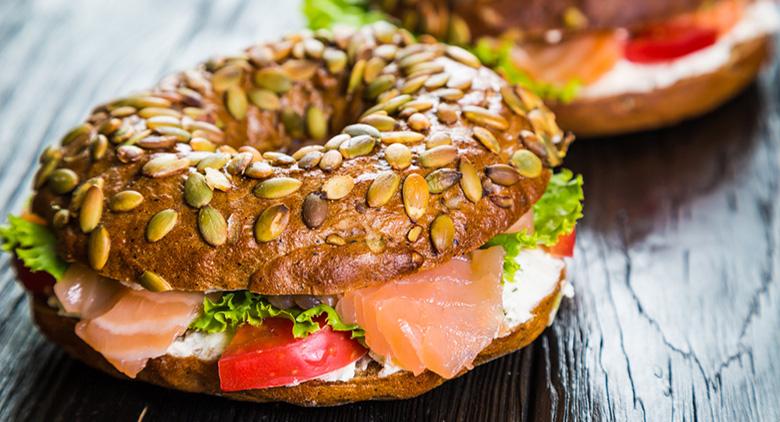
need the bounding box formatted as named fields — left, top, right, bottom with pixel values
left=13, top=257, right=56, bottom=295
left=218, top=318, right=366, bottom=391
left=625, top=24, right=718, bottom=63
left=545, top=229, right=576, bottom=258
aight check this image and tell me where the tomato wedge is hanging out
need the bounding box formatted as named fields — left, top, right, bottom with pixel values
left=625, top=24, right=718, bottom=63
left=13, top=257, right=55, bottom=295
left=545, top=229, right=576, bottom=258
left=218, top=318, right=366, bottom=391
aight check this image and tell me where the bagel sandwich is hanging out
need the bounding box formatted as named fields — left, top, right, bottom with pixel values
left=1, top=23, right=583, bottom=406
left=305, top=0, right=780, bottom=137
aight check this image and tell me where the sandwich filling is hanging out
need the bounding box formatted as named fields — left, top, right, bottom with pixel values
left=2, top=170, right=582, bottom=392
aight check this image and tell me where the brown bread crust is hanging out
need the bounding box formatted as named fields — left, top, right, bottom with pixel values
left=31, top=268, right=564, bottom=406
left=30, top=25, right=570, bottom=295
left=551, top=35, right=772, bottom=137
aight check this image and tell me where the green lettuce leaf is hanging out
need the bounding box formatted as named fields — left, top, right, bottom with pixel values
left=0, top=214, right=67, bottom=280
left=190, top=291, right=364, bottom=339
left=485, top=169, right=584, bottom=281
left=303, top=0, right=387, bottom=30
left=471, top=37, right=581, bottom=103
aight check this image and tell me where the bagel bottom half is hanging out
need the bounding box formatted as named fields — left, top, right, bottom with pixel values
left=30, top=269, right=565, bottom=407
left=551, top=35, right=773, bottom=138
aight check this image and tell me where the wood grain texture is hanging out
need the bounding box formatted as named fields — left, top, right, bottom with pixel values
left=0, top=1, right=778, bottom=421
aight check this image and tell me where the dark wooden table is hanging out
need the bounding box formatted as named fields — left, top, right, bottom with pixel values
left=1, top=1, right=778, bottom=421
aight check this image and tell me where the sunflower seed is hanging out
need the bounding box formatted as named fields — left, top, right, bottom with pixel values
left=511, top=149, right=543, bottom=178
left=402, top=173, right=429, bottom=221
left=110, top=106, right=136, bottom=117
left=407, top=113, right=430, bottom=131
left=363, top=57, right=386, bottom=83
left=248, top=89, right=281, bottom=111
left=372, top=20, right=397, bottom=43
left=254, top=67, right=291, bottom=93
left=303, top=38, right=325, bottom=59
left=109, top=190, right=144, bottom=212
left=79, top=185, right=103, bottom=233
left=302, top=193, right=328, bottom=228
left=459, top=157, right=482, bottom=203
left=399, top=50, right=437, bottom=69
left=384, top=143, right=412, bottom=169
left=433, top=88, right=463, bottom=101
left=400, top=74, right=428, bottom=94
left=139, top=271, right=172, bottom=292
left=378, top=94, right=412, bottom=114
left=430, top=214, right=455, bottom=253
left=137, top=135, right=177, bottom=150
left=227, top=152, right=253, bottom=175
left=419, top=145, right=457, bottom=168
left=500, top=86, right=525, bottom=115
left=146, top=209, right=177, bottom=242
left=445, top=45, right=481, bottom=68
left=374, top=44, right=398, bottom=60
left=48, top=168, right=79, bottom=194
left=318, top=149, right=343, bottom=171
left=305, top=106, right=328, bottom=140
left=347, top=59, right=366, bottom=95
left=254, top=204, right=290, bottom=242
left=365, top=74, right=396, bottom=99
left=324, top=133, right=350, bottom=150
left=360, top=114, right=397, bottom=131
left=154, top=126, right=191, bottom=142
left=292, top=145, right=324, bottom=160
left=426, top=169, right=461, bottom=193
left=262, top=151, right=295, bottom=166
left=146, top=115, right=181, bottom=129
left=343, top=123, right=381, bottom=139
left=367, top=171, right=400, bottom=207
left=116, top=145, right=144, bottom=163
left=324, top=48, right=347, bottom=73
left=424, top=72, right=449, bottom=90
left=253, top=177, right=302, bottom=198
left=425, top=132, right=450, bottom=148
left=407, top=225, right=423, bottom=242
left=326, top=234, right=346, bottom=246
left=339, top=135, right=376, bottom=159
left=473, top=126, right=501, bottom=154
left=225, top=86, right=248, bottom=120
left=407, top=62, right=444, bottom=78
left=196, top=206, right=227, bottom=246
left=322, top=175, right=354, bottom=200
left=245, top=161, right=274, bottom=179
left=88, top=225, right=110, bottom=270
left=437, top=104, right=458, bottom=124
left=142, top=154, right=191, bottom=178
left=381, top=130, right=424, bottom=144
left=139, top=107, right=181, bottom=119
left=283, top=59, right=319, bottom=81
left=463, top=105, right=509, bottom=130
left=123, top=129, right=151, bottom=146
left=485, top=164, right=520, bottom=186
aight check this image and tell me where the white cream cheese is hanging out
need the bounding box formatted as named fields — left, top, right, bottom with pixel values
left=581, top=0, right=780, bottom=99
left=500, top=249, right=566, bottom=332
left=166, top=331, right=230, bottom=361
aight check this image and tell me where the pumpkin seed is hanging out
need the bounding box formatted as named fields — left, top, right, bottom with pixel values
left=462, top=105, right=509, bottom=130
left=419, top=145, right=457, bottom=168
left=326, top=234, right=346, bottom=246
left=109, top=190, right=144, bottom=212
left=433, top=88, right=464, bottom=101
left=146, top=209, right=177, bottom=242
left=485, top=164, right=520, bottom=186
left=399, top=50, right=437, bottom=70
left=34, top=159, right=59, bottom=189
left=473, top=126, right=501, bottom=153
left=360, top=113, right=397, bottom=131
left=339, top=135, right=376, bottom=159
left=430, top=214, right=455, bottom=253
left=407, top=62, right=444, bottom=78
left=227, top=152, right=253, bottom=175
left=459, top=157, right=482, bottom=203
left=426, top=169, right=461, bottom=193
left=324, top=48, right=347, bottom=73
left=204, top=167, right=231, bottom=191
left=363, top=57, right=386, bottom=83
left=407, top=225, right=423, bottom=242
left=198, top=206, right=227, bottom=246
left=292, top=145, right=325, bottom=160
left=61, top=123, right=93, bottom=145
left=90, top=134, right=109, bottom=160
left=384, top=143, right=412, bottom=169
left=88, top=225, right=110, bottom=270
left=378, top=94, right=412, bottom=114
left=139, top=107, right=181, bottom=119
left=110, top=106, right=136, bottom=117
left=263, top=151, right=295, bottom=166
left=374, top=44, right=398, bottom=61
left=347, top=59, right=366, bottom=95
left=319, top=149, right=343, bottom=171
left=281, top=108, right=305, bottom=138
left=39, top=145, right=62, bottom=164
left=245, top=161, right=274, bottom=179
left=402, top=174, right=429, bottom=221
left=79, top=185, right=103, bottom=233
left=302, top=193, right=328, bottom=229
left=424, top=72, right=449, bottom=89
left=298, top=151, right=322, bottom=169
left=196, top=153, right=230, bottom=171
left=305, top=106, right=328, bottom=140
left=123, top=129, right=151, bottom=146
left=71, top=177, right=104, bottom=210
left=117, top=145, right=144, bottom=163
left=253, top=177, right=302, bottom=198
left=48, top=168, right=79, bottom=194
left=212, top=64, right=243, bottom=92
left=254, top=204, right=290, bottom=242
left=399, top=74, right=428, bottom=94
left=511, top=149, right=543, bottom=178
left=139, top=271, right=172, bottom=292
left=344, top=123, right=381, bottom=139
left=283, top=59, right=319, bottom=81
left=445, top=45, right=481, bottom=68
left=407, top=113, right=430, bottom=131
left=142, top=154, right=190, bottom=178
left=146, top=115, right=181, bottom=129
left=366, top=234, right=386, bottom=253
left=404, top=99, right=435, bottom=113
left=137, top=135, right=177, bottom=150
left=367, top=171, right=401, bottom=207
left=322, top=175, right=354, bottom=199
left=500, top=86, right=525, bottom=115
left=225, top=86, right=248, bottom=120
left=248, top=89, right=281, bottom=111
left=98, top=118, right=122, bottom=135
left=190, top=137, right=216, bottom=152
left=324, top=133, right=350, bottom=150
left=254, top=67, right=291, bottom=93
left=447, top=74, right=472, bottom=90
left=365, top=74, right=396, bottom=100
left=381, top=130, right=424, bottom=144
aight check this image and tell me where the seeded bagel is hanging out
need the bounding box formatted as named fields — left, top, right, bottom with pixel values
left=30, top=24, right=570, bottom=295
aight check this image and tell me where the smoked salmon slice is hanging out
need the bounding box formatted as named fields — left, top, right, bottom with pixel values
left=53, top=265, right=203, bottom=378
left=337, top=247, right=505, bottom=378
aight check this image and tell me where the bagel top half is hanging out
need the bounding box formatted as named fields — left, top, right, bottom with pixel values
left=30, top=24, right=570, bottom=296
